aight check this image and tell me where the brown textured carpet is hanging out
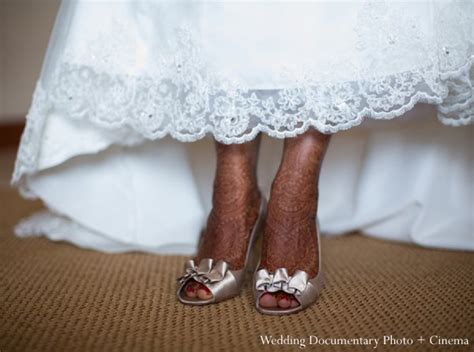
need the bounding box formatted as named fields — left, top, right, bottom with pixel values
left=0, top=185, right=473, bottom=352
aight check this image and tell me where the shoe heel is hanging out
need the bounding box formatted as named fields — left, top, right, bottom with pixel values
left=247, top=234, right=262, bottom=273
left=246, top=196, right=266, bottom=273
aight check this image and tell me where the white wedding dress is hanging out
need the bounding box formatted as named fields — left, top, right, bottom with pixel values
left=12, top=0, right=474, bottom=253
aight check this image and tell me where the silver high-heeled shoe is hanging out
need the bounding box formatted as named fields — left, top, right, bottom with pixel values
left=253, top=225, right=323, bottom=315
left=177, top=194, right=267, bottom=305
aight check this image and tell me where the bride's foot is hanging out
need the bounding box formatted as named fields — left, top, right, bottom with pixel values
left=258, top=168, right=319, bottom=308
left=257, top=130, right=330, bottom=310
left=183, top=139, right=261, bottom=301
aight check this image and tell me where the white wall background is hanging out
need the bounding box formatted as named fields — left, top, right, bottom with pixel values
left=0, top=0, right=60, bottom=123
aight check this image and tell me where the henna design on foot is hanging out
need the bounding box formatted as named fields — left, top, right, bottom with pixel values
left=259, top=130, right=330, bottom=308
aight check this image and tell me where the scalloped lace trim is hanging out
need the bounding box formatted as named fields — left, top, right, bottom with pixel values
left=11, top=55, right=473, bottom=187
left=45, top=56, right=474, bottom=141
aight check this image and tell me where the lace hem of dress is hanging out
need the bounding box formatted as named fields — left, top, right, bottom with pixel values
left=10, top=54, right=474, bottom=198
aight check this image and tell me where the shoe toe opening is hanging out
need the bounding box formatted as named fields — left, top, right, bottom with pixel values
left=258, top=291, right=300, bottom=311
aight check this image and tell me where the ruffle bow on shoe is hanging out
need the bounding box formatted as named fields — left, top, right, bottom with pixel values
left=254, top=267, right=310, bottom=295
left=178, top=258, right=231, bottom=285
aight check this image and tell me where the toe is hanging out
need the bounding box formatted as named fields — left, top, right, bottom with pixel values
left=277, top=292, right=292, bottom=309
left=197, top=284, right=213, bottom=300
left=184, top=280, right=198, bottom=298
left=290, top=298, right=300, bottom=308
left=259, top=292, right=278, bottom=308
